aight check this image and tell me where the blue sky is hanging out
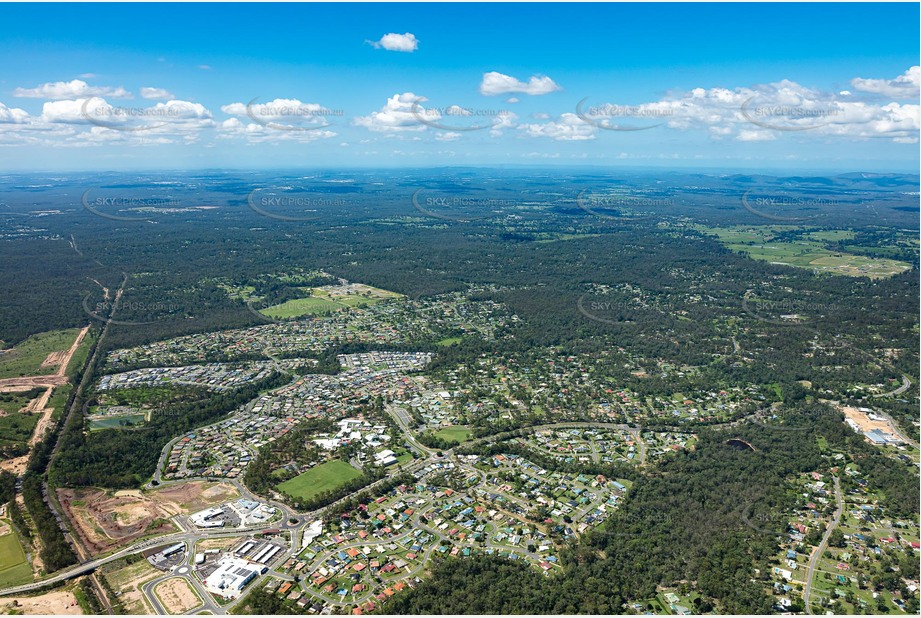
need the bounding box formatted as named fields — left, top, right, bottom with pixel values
left=0, top=2, right=918, bottom=172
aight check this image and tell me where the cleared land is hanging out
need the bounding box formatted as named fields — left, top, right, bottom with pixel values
left=101, top=558, right=160, bottom=614
left=277, top=459, right=362, bottom=501
left=839, top=405, right=901, bottom=436
left=0, top=328, right=83, bottom=380
left=154, top=577, right=202, bottom=614
left=58, top=482, right=237, bottom=556
left=433, top=426, right=473, bottom=443
left=261, top=283, right=402, bottom=319
left=261, top=296, right=342, bottom=319
left=702, top=226, right=911, bottom=278
left=0, top=589, right=82, bottom=614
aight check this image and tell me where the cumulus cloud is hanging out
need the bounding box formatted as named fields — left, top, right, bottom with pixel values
left=480, top=72, right=561, bottom=96
left=217, top=115, right=335, bottom=143
left=140, top=87, right=174, bottom=100
left=218, top=101, right=337, bottom=143
left=851, top=66, right=920, bottom=99
left=489, top=111, right=518, bottom=137
left=34, top=98, right=215, bottom=146
left=520, top=113, right=595, bottom=141
left=13, top=79, right=131, bottom=99
left=736, top=129, right=777, bottom=142
left=578, top=71, right=920, bottom=141
left=0, top=102, right=30, bottom=124
left=434, top=132, right=461, bottom=142
left=368, top=32, right=419, bottom=52
left=221, top=98, right=338, bottom=132
left=353, top=92, right=428, bottom=132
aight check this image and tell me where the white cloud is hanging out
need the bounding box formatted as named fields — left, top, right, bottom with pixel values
left=353, top=92, right=428, bottom=132
left=434, top=132, right=461, bottom=142
left=520, top=112, right=595, bottom=141
left=522, top=152, right=560, bottom=159
left=0, top=102, right=30, bottom=124
left=140, top=87, right=174, bottom=100
left=736, top=129, right=777, bottom=142
left=479, top=72, right=561, bottom=96
left=198, top=65, right=212, bottom=70
left=221, top=98, right=336, bottom=131
left=368, top=32, right=419, bottom=52
left=506, top=97, right=520, bottom=104
left=489, top=111, right=518, bottom=137
left=851, top=66, right=920, bottom=99
left=579, top=70, right=920, bottom=141
left=13, top=79, right=131, bottom=99
left=217, top=108, right=336, bottom=144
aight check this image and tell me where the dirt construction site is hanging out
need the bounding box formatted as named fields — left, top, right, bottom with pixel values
left=840, top=405, right=901, bottom=434
left=154, top=577, right=202, bottom=614
left=57, top=482, right=239, bottom=556
left=0, top=589, right=82, bottom=615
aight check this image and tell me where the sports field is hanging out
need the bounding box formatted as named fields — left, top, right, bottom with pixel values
left=276, top=460, right=362, bottom=501
left=435, top=336, right=463, bottom=347
left=433, top=426, right=472, bottom=443
left=0, top=529, right=32, bottom=587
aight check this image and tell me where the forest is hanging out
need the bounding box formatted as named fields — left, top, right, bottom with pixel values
left=0, top=170, right=916, bottom=604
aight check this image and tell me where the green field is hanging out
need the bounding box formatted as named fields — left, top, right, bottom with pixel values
left=435, top=336, right=463, bottom=347
left=261, top=283, right=403, bottom=319
left=701, top=226, right=911, bottom=278
left=0, top=411, right=41, bottom=455
left=0, top=389, right=43, bottom=416
left=48, top=384, right=73, bottom=421
left=276, top=460, right=362, bottom=501
left=64, top=330, right=94, bottom=377
left=261, top=296, right=344, bottom=319
left=0, top=529, right=32, bottom=587
left=0, top=328, right=82, bottom=380
left=433, top=426, right=472, bottom=443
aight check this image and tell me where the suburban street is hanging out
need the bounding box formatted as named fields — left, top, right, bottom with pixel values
left=803, top=475, right=843, bottom=615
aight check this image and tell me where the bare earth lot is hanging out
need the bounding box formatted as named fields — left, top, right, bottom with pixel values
left=840, top=405, right=900, bottom=434
left=0, top=589, right=82, bottom=614
left=154, top=577, right=201, bottom=614
left=58, top=481, right=239, bottom=556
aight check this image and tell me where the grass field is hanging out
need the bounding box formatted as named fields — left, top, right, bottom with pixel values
left=0, top=411, right=41, bottom=454
left=435, top=336, right=463, bottom=347
left=261, top=283, right=403, bottom=319
left=0, top=529, right=32, bottom=587
left=433, top=426, right=472, bottom=443
left=48, top=384, right=72, bottom=421
left=701, top=226, right=911, bottom=278
left=0, top=328, right=82, bottom=380
left=64, top=330, right=94, bottom=377
left=261, top=296, right=343, bottom=319
left=0, top=389, right=43, bottom=416
left=276, top=460, right=362, bottom=501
